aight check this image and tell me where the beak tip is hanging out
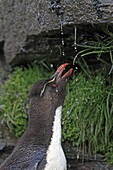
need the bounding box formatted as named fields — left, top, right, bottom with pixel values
left=50, top=63, right=73, bottom=81
left=56, top=63, right=69, bottom=72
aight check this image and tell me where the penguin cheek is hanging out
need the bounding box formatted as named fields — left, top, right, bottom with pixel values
left=52, top=83, right=57, bottom=87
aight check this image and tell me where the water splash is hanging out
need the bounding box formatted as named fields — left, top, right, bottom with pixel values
left=49, top=0, right=63, bottom=15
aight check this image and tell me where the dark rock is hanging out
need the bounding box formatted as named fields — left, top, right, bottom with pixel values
left=0, top=138, right=6, bottom=151
left=63, top=142, right=113, bottom=170
left=0, top=41, right=12, bottom=85
left=67, top=161, right=113, bottom=170
left=0, top=159, right=4, bottom=166
left=0, top=0, right=113, bottom=67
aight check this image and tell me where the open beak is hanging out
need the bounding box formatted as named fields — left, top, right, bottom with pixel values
left=49, top=63, right=73, bottom=83
left=40, top=63, right=73, bottom=96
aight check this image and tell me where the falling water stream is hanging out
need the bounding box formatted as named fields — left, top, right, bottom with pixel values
left=59, top=14, right=65, bottom=57
left=49, top=0, right=65, bottom=57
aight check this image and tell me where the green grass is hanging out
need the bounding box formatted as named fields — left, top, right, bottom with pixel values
left=62, top=71, right=113, bottom=162
left=73, top=28, right=113, bottom=74
left=0, top=63, right=113, bottom=164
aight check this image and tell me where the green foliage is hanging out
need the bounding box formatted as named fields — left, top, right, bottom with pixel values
left=71, top=28, right=113, bottom=162
left=62, top=71, right=113, bottom=162
left=0, top=63, right=50, bottom=138
left=73, top=29, right=113, bottom=74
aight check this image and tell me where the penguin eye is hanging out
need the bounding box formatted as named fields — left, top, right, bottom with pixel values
left=52, top=83, right=57, bottom=88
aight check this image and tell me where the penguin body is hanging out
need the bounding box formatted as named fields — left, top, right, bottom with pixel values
left=0, top=63, right=73, bottom=170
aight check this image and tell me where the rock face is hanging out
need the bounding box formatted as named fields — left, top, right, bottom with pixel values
left=0, top=0, right=113, bottom=66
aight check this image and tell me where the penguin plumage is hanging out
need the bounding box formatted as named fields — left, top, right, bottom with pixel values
left=0, top=63, right=73, bottom=170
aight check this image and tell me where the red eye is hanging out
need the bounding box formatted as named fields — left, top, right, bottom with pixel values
left=52, top=84, right=57, bottom=87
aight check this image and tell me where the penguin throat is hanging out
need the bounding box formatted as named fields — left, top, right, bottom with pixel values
left=50, top=106, right=62, bottom=145
left=47, top=106, right=62, bottom=147
left=44, top=106, right=67, bottom=170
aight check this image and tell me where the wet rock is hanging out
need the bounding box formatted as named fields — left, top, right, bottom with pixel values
left=63, top=142, right=113, bottom=170
left=0, top=41, right=12, bottom=85
left=0, top=138, right=6, bottom=151
left=0, top=0, right=113, bottom=66
left=67, top=161, right=113, bottom=170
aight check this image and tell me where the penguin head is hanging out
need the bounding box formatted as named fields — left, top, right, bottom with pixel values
left=29, top=63, right=73, bottom=109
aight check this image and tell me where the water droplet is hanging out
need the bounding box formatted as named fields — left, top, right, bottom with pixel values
left=68, top=164, right=71, bottom=168
left=77, top=153, right=80, bottom=159
left=50, top=64, right=54, bottom=68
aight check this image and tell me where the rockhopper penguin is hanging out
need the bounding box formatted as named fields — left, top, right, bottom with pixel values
left=0, top=63, right=73, bottom=170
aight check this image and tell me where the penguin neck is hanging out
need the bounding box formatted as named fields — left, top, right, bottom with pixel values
left=22, top=95, right=63, bottom=147
left=25, top=105, right=62, bottom=148
left=50, top=106, right=62, bottom=146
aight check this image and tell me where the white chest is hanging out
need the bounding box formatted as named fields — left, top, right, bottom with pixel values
left=44, top=106, right=67, bottom=170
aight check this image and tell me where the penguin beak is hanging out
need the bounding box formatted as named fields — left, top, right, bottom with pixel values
left=49, top=63, right=73, bottom=83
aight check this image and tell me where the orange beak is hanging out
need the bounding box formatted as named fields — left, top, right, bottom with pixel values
left=51, top=63, right=73, bottom=80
